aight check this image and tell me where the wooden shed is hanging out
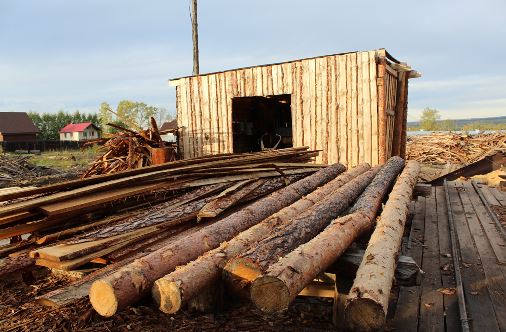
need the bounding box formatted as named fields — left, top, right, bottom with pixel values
left=169, top=49, right=419, bottom=166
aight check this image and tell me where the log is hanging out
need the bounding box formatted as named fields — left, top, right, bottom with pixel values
left=88, top=163, right=346, bottom=317
left=152, top=164, right=370, bottom=314
left=345, top=161, right=420, bottom=331
left=248, top=156, right=406, bottom=313
left=0, top=250, right=35, bottom=277
left=222, top=167, right=382, bottom=293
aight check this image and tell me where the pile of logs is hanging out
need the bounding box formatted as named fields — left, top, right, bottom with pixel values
left=406, top=133, right=506, bottom=164
left=0, top=150, right=421, bottom=331
left=82, top=118, right=177, bottom=177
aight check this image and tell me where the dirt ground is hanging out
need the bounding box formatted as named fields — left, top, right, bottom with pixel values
left=0, top=267, right=335, bottom=332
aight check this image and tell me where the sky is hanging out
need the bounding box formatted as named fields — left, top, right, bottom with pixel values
left=0, top=0, right=505, bottom=121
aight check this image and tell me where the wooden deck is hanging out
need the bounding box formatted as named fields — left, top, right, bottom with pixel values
left=389, top=181, right=506, bottom=331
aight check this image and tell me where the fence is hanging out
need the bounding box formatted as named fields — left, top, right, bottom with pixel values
left=1, top=140, right=86, bottom=152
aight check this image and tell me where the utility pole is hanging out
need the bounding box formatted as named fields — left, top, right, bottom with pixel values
left=191, top=0, right=199, bottom=75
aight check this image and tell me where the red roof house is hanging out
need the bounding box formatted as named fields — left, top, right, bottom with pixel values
left=59, top=122, right=100, bottom=141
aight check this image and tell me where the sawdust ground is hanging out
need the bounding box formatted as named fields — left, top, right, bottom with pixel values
left=0, top=267, right=335, bottom=332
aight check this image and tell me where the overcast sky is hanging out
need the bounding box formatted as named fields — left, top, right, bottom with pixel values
left=1, top=0, right=505, bottom=121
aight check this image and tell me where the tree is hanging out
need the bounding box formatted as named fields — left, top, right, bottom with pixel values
left=419, top=107, right=441, bottom=131
left=116, top=100, right=158, bottom=129
left=439, top=119, right=456, bottom=132
left=99, top=102, right=113, bottom=134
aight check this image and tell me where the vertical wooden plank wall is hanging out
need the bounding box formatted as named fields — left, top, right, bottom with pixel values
left=175, top=50, right=398, bottom=166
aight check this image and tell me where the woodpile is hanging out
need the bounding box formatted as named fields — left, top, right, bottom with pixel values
left=82, top=118, right=177, bottom=177
left=0, top=154, right=66, bottom=187
left=406, top=133, right=506, bottom=164
left=0, top=151, right=421, bottom=328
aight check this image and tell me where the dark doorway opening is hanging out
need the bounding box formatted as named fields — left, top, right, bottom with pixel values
left=232, top=94, right=293, bottom=153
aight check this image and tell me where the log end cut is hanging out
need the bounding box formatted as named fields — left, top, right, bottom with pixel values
left=222, top=257, right=263, bottom=295
left=250, top=275, right=290, bottom=313
left=152, top=278, right=182, bottom=314
left=89, top=280, right=119, bottom=317
left=345, top=297, right=386, bottom=332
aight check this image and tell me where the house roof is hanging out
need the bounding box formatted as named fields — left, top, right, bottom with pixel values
left=0, top=112, right=39, bottom=134
left=60, top=122, right=98, bottom=133
left=159, top=120, right=177, bottom=132
left=169, top=48, right=403, bottom=82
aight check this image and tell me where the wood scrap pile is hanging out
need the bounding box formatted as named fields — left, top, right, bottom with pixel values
left=0, top=154, right=68, bottom=188
left=406, top=133, right=506, bottom=164
left=82, top=118, right=177, bottom=178
left=0, top=151, right=421, bottom=332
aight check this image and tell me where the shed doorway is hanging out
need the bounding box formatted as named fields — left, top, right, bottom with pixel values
left=231, top=94, right=293, bottom=153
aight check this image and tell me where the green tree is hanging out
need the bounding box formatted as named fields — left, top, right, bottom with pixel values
left=439, top=119, right=456, bottom=131
left=98, top=102, right=113, bottom=134
left=116, top=100, right=158, bottom=129
left=420, top=107, right=441, bottom=131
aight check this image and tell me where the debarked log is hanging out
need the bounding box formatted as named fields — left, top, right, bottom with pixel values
left=345, top=161, right=420, bottom=332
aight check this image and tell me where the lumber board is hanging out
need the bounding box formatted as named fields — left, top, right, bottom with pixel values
left=434, top=186, right=460, bottom=331
left=337, top=54, right=347, bottom=165
left=448, top=181, right=500, bottom=331
left=390, top=197, right=425, bottom=330
left=356, top=51, right=364, bottom=164
left=457, top=181, right=506, bottom=330
left=418, top=187, right=445, bottom=332
left=463, top=182, right=506, bottom=264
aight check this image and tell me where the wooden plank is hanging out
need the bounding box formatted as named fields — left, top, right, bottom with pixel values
left=255, top=66, right=263, bottom=96
left=350, top=53, right=358, bottom=167
left=200, top=75, right=211, bottom=155
left=320, top=57, right=329, bottom=164
left=458, top=182, right=506, bottom=330
left=294, top=61, right=303, bottom=148
left=224, top=70, right=235, bottom=152
left=308, top=59, right=317, bottom=155
left=185, top=78, right=196, bottom=158
left=434, top=186, right=460, bottom=331
left=271, top=65, right=280, bottom=95
left=390, top=196, right=426, bottom=330
left=462, top=182, right=506, bottom=264
left=479, top=184, right=501, bottom=206
left=265, top=66, right=273, bottom=96
left=490, top=187, right=506, bottom=206
left=337, top=55, right=347, bottom=166
left=361, top=52, right=372, bottom=165
left=216, top=73, right=224, bottom=153
left=315, top=57, right=323, bottom=164
left=449, top=181, right=500, bottom=332
left=377, top=51, right=387, bottom=164
left=208, top=75, right=219, bottom=154
left=328, top=56, right=338, bottom=164
left=369, top=51, right=379, bottom=165
left=38, top=183, right=162, bottom=216
left=418, top=187, right=445, bottom=332
left=218, top=73, right=226, bottom=153
left=192, top=77, right=203, bottom=157
left=301, top=60, right=311, bottom=152
left=356, top=52, right=364, bottom=164
left=346, top=53, right=353, bottom=166
left=281, top=63, right=291, bottom=95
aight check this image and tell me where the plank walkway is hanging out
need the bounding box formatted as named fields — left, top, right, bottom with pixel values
left=389, top=181, right=506, bottom=332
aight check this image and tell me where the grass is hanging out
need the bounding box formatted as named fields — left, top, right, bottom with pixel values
left=11, top=145, right=101, bottom=170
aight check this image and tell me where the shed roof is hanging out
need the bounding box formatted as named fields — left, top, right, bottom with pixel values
left=0, top=112, right=39, bottom=134
left=169, top=48, right=403, bottom=83
left=159, top=120, right=177, bottom=132
left=60, top=122, right=98, bottom=133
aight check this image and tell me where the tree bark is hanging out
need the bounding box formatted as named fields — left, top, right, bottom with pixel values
left=0, top=250, right=35, bottom=277
left=88, top=163, right=345, bottom=317
left=345, top=161, right=420, bottom=332
left=223, top=167, right=381, bottom=295
left=248, top=156, right=406, bottom=313
left=152, top=164, right=369, bottom=313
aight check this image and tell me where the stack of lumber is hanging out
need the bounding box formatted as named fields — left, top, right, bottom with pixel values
left=82, top=118, right=177, bottom=177
left=0, top=152, right=421, bottom=329
left=406, top=133, right=506, bottom=164
left=0, top=148, right=320, bottom=273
